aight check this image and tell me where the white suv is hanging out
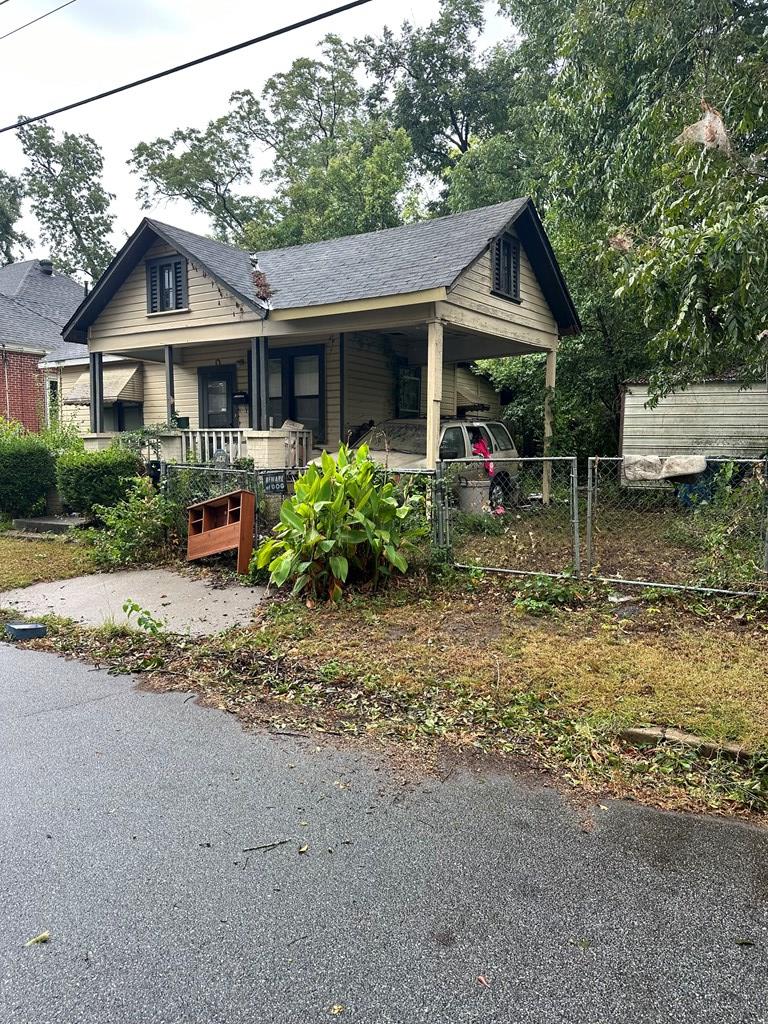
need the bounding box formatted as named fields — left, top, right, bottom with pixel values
left=354, top=418, right=520, bottom=506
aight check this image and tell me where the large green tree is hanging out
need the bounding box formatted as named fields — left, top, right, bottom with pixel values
left=0, top=171, right=28, bottom=265
left=17, top=121, right=115, bottom=280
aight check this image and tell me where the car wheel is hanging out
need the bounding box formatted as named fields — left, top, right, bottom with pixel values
left=489, top=473, right=518, bottom=509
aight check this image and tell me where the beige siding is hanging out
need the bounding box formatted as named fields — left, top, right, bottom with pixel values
left=90, top=239, right=260, bottom=343
left=343, top=334, right=398, bottom=435
left=455, top=365, right=501, bottom=419
left=622, top=383, right=768, bottom=458
left=419, top=363, right=457, bottom=418
left=446, top=235, right=559, bottom=347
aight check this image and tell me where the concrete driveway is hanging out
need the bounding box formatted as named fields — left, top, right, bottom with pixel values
left=1, top=644, right=767, bottom=1024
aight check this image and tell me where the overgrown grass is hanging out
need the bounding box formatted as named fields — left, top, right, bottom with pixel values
left=18, top=571, right=768, bottom=816
left=0, top=535, right=92, bottom=590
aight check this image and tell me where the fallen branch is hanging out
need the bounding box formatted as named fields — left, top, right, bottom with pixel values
left=242, top=839, right=291, bottom=853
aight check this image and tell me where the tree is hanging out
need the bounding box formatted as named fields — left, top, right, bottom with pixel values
left=241, top=122, right=413, bottom=252
left=359, top=0, right=515, bottom=181
left=130, top=113, right=266, bottom=242
left=17, top=121, right=115, bottom=280
left=0, top=171, right=28, bottom=265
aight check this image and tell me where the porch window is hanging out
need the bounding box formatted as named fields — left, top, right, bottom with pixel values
left=146, top=255, right=188, bottom=313
left=397, top=365, right=421, bottom=417
left=267, top=347, right=324, bottom=441
left=492, top=234, right=520, bottom=302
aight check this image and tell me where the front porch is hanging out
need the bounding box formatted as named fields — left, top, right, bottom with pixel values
left=82, top=313, right=558, bottom=471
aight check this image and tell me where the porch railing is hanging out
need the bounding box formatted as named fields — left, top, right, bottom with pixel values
left=286, top=428, right=313, bottom=468
left=181, top=429, right=246, bottom=463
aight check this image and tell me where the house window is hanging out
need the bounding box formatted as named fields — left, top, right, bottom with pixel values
left=397, top=365, right=421, bottom=417
left=146, top=256, right=188, bottom=313
left=492, top=234, right=520, bottom=301
left=46, top=378, right=60, bottom=425
left=267, top=346, right=325, bottom=441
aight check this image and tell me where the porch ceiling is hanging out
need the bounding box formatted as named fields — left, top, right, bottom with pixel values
left=384, top=324, right=550, bottom=365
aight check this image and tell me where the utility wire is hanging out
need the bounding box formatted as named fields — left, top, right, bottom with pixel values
left=0, top=1, right=14, bottom=7
left=0, top=0, right=374, bottom=135
left=0, top=0, right=77, bottom=42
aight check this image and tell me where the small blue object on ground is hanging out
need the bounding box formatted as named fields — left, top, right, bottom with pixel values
left=4, top=623, right=47, bottom=641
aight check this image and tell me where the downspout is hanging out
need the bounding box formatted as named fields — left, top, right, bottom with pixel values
left=2, top=346, right=10, bottom=420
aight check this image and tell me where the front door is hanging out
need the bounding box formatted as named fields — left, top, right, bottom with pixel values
left=267, top=347, right=324, bottom=441
left=198, top=366, right=237, bottom=429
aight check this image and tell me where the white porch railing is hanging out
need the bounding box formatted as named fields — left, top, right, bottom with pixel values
left=181, top=429, right=246, bottom=463
left=286, top=428, right=313, bottom=468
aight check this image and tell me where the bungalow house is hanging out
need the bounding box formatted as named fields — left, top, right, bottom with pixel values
left=0, top=259, right=84, bottom=430
left=51, top=198, right=580, bottom=468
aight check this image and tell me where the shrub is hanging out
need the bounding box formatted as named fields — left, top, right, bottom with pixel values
left=89, top=476, right=174, bottom=567
left=57, top=445, right=144, bottom=517
left=0, top=422, right=56, bottom=516
left=253, top=445, right=427, bottom=602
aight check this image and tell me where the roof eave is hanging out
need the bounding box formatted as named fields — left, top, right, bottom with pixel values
left=62, top=218, right=269, bottom=343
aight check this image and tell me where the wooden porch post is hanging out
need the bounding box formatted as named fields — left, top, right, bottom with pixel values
left=426, top=319, right=444, bottom=468
left=164, top=345, right=175, bottom=424
left=89, top=351, right=104, bottom=433
left=543, top=344, right=557, bottom=503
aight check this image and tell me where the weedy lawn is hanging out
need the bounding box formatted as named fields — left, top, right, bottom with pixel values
left=0, top=535, right=92, bottom=591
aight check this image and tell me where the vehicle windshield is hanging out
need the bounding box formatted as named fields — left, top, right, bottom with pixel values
left=356, top=421, right=426, bottom=455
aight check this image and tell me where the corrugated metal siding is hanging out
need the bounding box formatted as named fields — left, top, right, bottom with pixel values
left=622, top=383, right=768, bottom=457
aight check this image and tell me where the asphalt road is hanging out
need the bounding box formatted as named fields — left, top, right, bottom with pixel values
left=1, top=645, right=767, bottom=1024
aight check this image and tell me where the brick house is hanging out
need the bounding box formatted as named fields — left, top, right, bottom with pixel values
left=0, top=259, right=85, bottom=431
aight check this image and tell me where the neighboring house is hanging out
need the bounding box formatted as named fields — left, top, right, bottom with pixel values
left=622, top=379, right=768, bottom=460
left=0, top=259, right=85, bottom=430
left=52, top=198, right=580, bottom=468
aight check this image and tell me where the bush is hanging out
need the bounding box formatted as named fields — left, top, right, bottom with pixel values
left=253, top=445, right=427, bottom=602
left=0, top=421, right=56, bottom=516
left=57, top=445, right=144, bottom=517
left=89, top=477, right=174, bottom=567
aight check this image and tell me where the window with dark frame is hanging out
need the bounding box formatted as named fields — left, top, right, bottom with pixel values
left=397, top=364, right=421, bottom=417
left=146, top=255, right=188, bottom=313
left=492, top=234, right=520, bottom=301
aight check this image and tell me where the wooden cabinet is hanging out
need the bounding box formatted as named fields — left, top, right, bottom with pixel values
left=187, top=490, right=256, bottom=575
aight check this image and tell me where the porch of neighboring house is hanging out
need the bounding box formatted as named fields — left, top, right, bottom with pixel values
left=78, top=317, right=557, bottom=471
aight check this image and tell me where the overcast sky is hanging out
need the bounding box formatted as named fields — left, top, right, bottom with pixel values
left=0, top=0, right=508, bottom=257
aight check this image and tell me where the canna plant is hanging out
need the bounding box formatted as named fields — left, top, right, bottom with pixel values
left=253, top=445, right=427, bottom=603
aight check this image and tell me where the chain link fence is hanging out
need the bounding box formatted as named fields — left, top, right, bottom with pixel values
left=586, top=456, right=768, bottom=594
left=439, top=457, right=579, bottom=577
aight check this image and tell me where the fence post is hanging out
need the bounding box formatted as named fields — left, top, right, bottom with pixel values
left=763, top=456, right=768, bottom=575
left=570, top=457, right=581, bottom=578
left=585, top=458, right=594, bottom=574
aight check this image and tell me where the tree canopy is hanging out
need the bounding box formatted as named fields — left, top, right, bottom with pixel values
left=2, top=0, right=765, bottom=453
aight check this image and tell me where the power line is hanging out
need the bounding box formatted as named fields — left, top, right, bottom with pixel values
left=0, top=0, right=77, bottom=42
left=0, top=1, right=14, bottom=7
left=0, top=0, right=374, bottom=135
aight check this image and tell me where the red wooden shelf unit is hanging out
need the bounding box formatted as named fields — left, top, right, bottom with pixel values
left=186, top=489, right=256, bottom=575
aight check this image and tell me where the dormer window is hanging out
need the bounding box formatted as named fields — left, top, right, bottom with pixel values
left=146, top=255, right=188, bottom=313
left=492, top=234, right=520, bottom=302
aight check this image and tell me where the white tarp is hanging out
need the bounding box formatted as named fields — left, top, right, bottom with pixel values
left=624, top=454, right=707, bottom=482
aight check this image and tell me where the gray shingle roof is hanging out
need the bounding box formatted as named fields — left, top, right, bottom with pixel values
left=151, top=200, right=528, bottom=312
left=64, top=198, right=580, bottom=340
left=255, top=199, right=528, bottom=309
left=0, top=260, right=85, bottom=358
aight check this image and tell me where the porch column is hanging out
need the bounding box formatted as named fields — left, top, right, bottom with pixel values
left=89, top=351, right=104, bottom=433
left=426, top=319, right=444, bottom=468
left=250, top=337, right=269, bottom=430
left=542, top=344, right=558, bottom=503
left=164, top=345, right=175, bottom=424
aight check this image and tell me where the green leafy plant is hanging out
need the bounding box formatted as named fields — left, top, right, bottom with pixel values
left=122, top=598, right=166, bottom=635
left=0, top=419, right=56, bottom=516
left=511, top=574, right=588, bottom=616
left=89, top=476, right=174, bottom=567
left=253, top=444, right=426, bottom=602
left=57, top=445, right=144, bottom=517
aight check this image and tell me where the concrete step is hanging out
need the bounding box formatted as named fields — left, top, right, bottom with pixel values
left=10, top=516, right=88, bottom=535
